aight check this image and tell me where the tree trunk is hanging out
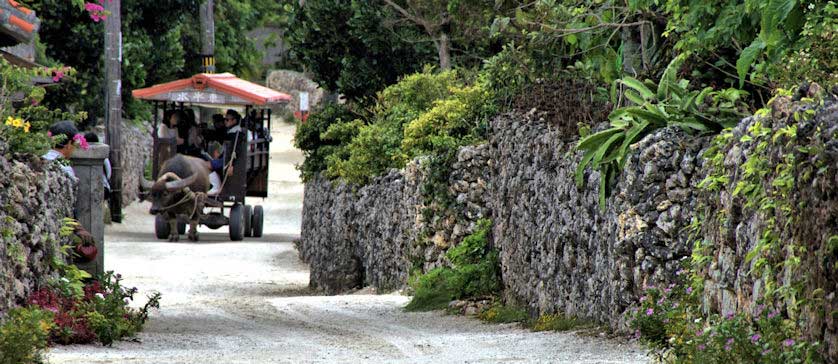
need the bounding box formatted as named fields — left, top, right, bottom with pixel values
left=436, top=32, right=451, bottom=70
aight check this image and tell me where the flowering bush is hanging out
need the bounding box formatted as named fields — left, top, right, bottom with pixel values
left=0, top=58, right=85, bottom=156
left=0, top=307, right=54, bottom=364
left=27, top=271, right=161, bottom=346
left=629, top=275, right=821, bottom=363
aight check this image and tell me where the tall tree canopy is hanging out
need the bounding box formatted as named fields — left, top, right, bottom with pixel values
left=285, top=0, right=436, bottom=102
left=22, top=0, right=282, bottom=124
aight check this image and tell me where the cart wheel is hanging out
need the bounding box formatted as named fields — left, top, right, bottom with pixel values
left=155, top=215, right=170, bottom=240
left=229, top=204, right=244, bottom=241
left=252, top=205, right=264, bottom=238
left=243, top=205, right=253, bottom=238
left=177, top=221, right=186, bottom=235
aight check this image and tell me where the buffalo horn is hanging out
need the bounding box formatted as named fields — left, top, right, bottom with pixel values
left=165, top=173, right=198, bottom=192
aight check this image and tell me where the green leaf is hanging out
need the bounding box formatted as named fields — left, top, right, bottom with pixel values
left=761, top=0, right=797, bottom=42
left=618, top=120, right=650, bottom=168
left=575, top=148, right=597, bottom=187
left=593, top=133, right=625, bottom=166
left=577, top=128, right=622, bottom=152
left=658, top=53, right=687, bottom=99
left=624, top=107, right=668, bottom=125
left=672, top=120, right=710, bottom=133
left=736, top=38, right=766, bottom=88
left=624, top=90, right=646, bottom=106
left=619, top=77, right=655, bottom=101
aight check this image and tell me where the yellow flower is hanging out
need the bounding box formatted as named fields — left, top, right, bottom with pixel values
left=12, top=118, right=22, bottom=128
left=4, top=116, right=12, bottom=126
left=23, top=122, right=30, bottom=133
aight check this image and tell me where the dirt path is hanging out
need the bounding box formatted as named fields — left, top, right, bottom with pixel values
left=47, top=123, right=648, bottom=364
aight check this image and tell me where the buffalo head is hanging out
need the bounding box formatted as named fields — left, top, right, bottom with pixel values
left=147, top=172, right=198, bottom=215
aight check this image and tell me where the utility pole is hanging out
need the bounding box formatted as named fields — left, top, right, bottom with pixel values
left=104, top=0, right=122, bottom=222
left=200, top=0, right=215, bottom=73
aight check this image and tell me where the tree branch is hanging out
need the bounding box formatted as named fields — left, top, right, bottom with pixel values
left=382, top=0, right=429, bottom=30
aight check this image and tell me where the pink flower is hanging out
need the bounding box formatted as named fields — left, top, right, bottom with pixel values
left=697, top=344, right=706, bottom=351
left=47, top=131, right=52, bottom=137
left=84, top=2, right=107, bottom=22
left=783, top=339, right=795, bottom=347
left=646, top=308, right=654, bottom=316
left=725, top=312, right=734, bottom=320
left=768, top=310, right=779, bottom=319
left=685, top=287, right=693, bottom=294
left=750, top=334, right=761, bottom=343
left=52, top=70, right=64, bottom=82
left=73, top=133, right=90, bottom=150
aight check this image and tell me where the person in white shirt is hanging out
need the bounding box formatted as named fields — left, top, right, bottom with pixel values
left=42, top=120, right=79, bottom=181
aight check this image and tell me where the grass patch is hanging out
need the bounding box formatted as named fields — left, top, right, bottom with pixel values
left=530, top=313, right=591, bottom=332
left=405, top=219, right=500, bottom=311
left=477, top=303, right=593, bottom=333
left=478, top=304, right=528, bottom=324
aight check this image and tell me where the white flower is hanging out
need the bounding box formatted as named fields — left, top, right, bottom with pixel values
left=95, top=293, right=105, bottom=300
left=808, top=3, right=815, bottom=9
left=694, top=318, right=702, bottom=323
left=60, top=277, right=70, bottom=283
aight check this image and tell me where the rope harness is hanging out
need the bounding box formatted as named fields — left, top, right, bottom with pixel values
left=158, top=188, right=207, bottom=220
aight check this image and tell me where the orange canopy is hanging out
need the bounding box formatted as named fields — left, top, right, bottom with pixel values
left=132, top=73, right=291, bottom=106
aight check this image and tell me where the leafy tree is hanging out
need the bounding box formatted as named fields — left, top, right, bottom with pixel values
left=380, top=0, right=507, bottom=70
left=24, top=0, right=278, bottom=125
left=285, top=0, right=435, bottom=102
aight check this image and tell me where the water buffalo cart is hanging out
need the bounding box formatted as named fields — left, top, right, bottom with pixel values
left=133, top=73, right=291, bottom=241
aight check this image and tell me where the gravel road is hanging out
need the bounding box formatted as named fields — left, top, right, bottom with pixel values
left=47, top=123, right=648, bottom=364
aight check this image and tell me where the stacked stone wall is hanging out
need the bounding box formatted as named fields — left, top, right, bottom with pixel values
left=0, top=146, right=76, bottom=316
left=298, top=99, right=837, bottom=358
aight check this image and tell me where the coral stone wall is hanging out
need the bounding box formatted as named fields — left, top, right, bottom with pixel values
left=119, top=124, right=152, bottom=205
left=299, top=145, right=491, bottom=293
left=298, top=99, right=838, bottom=358
left=490, top=110, right=709, bottom=328
left=0, top=147, right=76, bottom=316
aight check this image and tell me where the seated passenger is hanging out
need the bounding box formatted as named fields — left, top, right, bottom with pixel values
left=205, top=141, right=225, bottom=196
left=209, top=113, right=226, bottom=143
left=158, top=110, right=184, bottom=147
left=225, top=109, right=254, bottom=151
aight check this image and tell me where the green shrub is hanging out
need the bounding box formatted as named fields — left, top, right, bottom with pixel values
left=576, top=54, right=749, bottom=208
left=405, top=219, right=500, bottom=311
left=325, top=122, right=403, bottom=184
left=324, top=68, right=466, bottom=185
left=401, top=83, right=495, bottom=159
left=630, top=282, right=822, bottom=364
left=0, top=307, right=54, bottom=364
left=293, top=103, right=358, bottom=181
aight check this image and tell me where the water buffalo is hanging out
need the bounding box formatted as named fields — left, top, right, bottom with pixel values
left=142, top=154, right=210, bottom=241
